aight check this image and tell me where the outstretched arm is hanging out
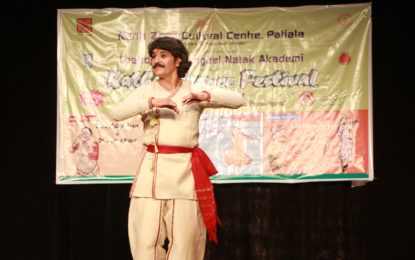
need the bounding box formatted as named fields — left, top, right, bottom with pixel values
left=208, top=87, right=245, bottom=109
left=111, top=86, right=151, bottom=121
left=187, top=85, right=245, bottom=109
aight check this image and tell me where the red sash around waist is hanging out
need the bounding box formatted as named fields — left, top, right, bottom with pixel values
left=147, top=144, right=220, bottom=243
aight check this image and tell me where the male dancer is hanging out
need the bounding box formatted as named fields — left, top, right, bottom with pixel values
left=112, top=36, right=244, bottom=260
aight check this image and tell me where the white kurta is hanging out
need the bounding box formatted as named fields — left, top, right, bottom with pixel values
left=112, top=79, right=245, bottom=200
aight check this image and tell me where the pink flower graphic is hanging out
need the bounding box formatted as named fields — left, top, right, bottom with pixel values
left=79, top=89, right=104, bottom=107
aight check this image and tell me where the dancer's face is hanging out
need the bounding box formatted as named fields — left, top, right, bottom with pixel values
left=150, top=48, right=181, bottom=79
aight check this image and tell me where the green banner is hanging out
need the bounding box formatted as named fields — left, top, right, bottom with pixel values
left=57, top=4, right=373, bottom=184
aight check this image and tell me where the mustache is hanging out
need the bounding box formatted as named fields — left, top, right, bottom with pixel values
left=152, top=63, right=165, bottom=68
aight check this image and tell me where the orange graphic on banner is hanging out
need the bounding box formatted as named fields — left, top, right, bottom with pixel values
left=77, top=18, right=93, bottom=33
left=263, top=110, right=368, bottom=175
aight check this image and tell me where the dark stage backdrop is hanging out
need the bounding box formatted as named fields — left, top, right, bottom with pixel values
left=5, top=0, right=414, bottom=259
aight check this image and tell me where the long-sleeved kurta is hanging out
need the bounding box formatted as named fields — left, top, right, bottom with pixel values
left=112, top=79, right=244, bottom=200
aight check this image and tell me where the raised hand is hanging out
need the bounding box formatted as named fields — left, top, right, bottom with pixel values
left=152, top=98, right=180, bottom=113
left=182, top=92, right=209, bottom=105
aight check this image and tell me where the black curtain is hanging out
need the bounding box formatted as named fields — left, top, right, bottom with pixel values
left=6, top=0, right=414, bottom=259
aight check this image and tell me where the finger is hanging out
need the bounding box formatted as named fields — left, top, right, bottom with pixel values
left=165, top=103, right=179, bottom=113
left=182, top=95, right=191, bottom=103
left=162, top=99, right=175, bottom=107
left=169, top=100, right=178, bottom=108
left=185, top=99, right=196, bottom=105
left=182, top=98, right=192, bottom=105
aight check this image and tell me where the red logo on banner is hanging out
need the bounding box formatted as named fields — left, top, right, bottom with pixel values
left=195, top=19, right=217, bottom=29
left=339, top=52, right=352, bottom=65
left=77, top=18, right=93, bottom=33
left=337, top=13, right=354, bottom=28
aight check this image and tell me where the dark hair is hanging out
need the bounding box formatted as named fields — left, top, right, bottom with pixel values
left=148, top=37, right=192, bottom=78
left=81, top=127, right=92, bottom=134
